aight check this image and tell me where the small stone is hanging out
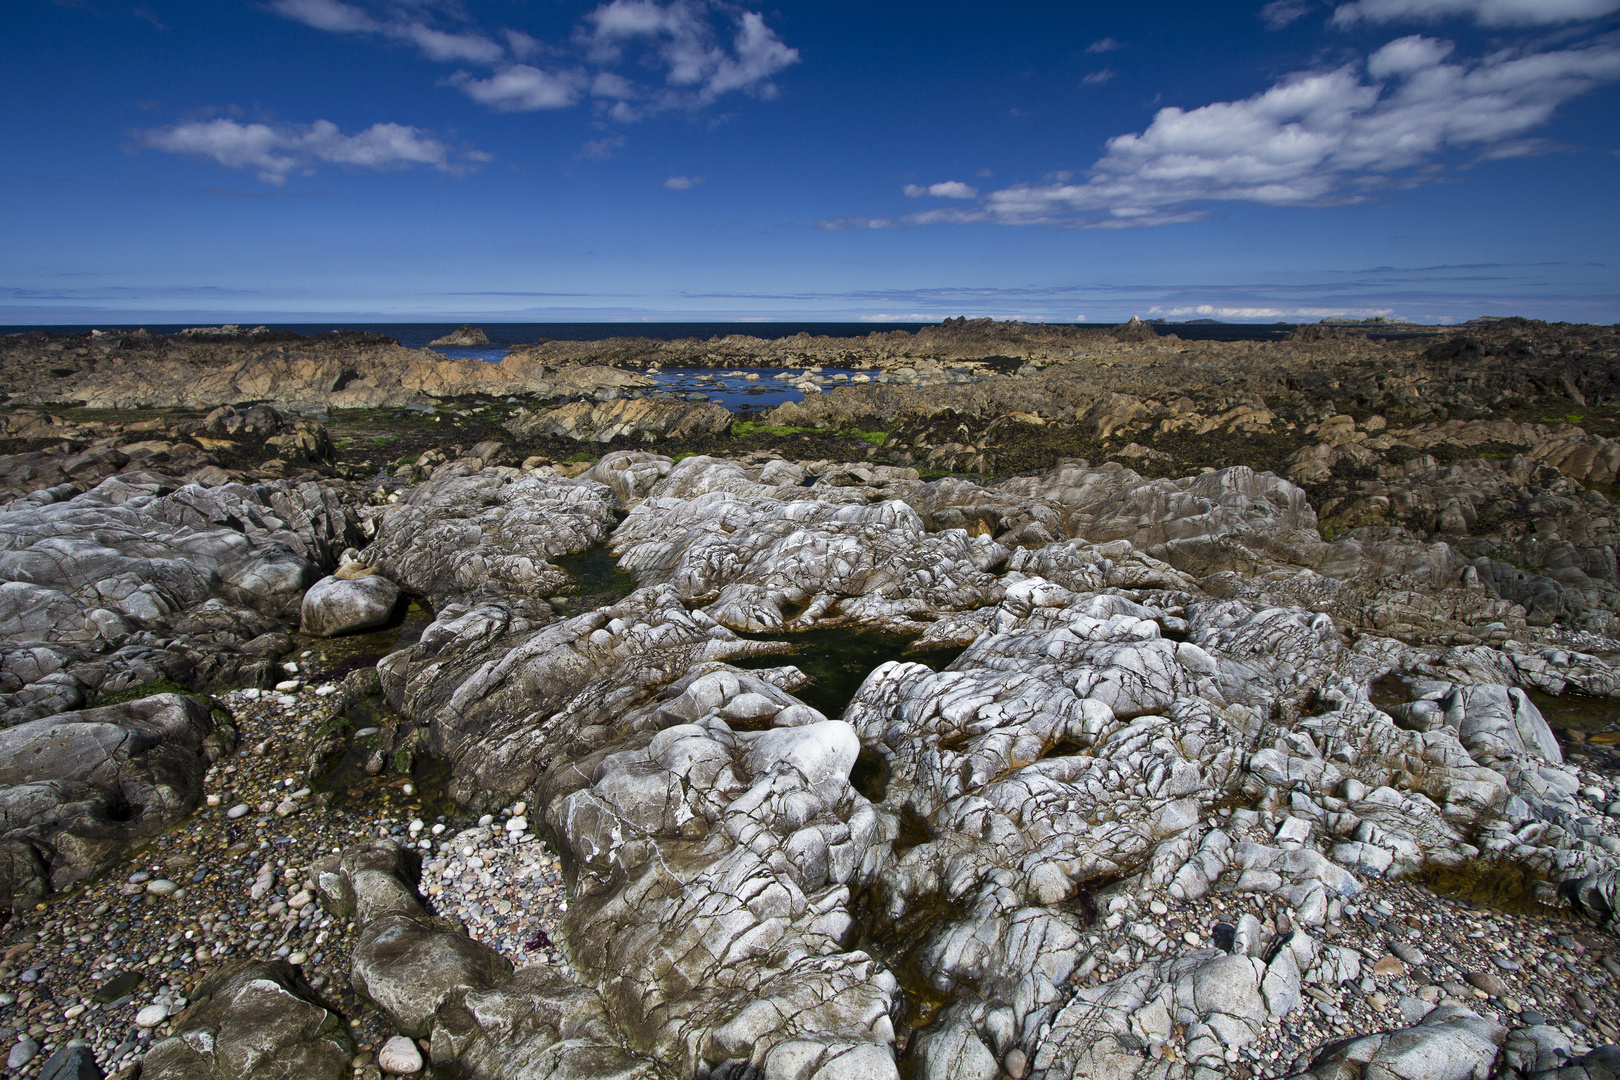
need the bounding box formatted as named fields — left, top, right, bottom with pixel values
left=401, top=783, right=414, bottom=796
left=1490, top=955, right=1520, bottom=971
left=1372, top=955, right=1406, bottom=977
left=8, top=1040, right=39, bottom=1069
left=377, top=1035, right=423, bottom=1074
left=288, top=889, right=313, bottom=909
left=274, top=679, right=301, bottom=692
left=145, top=878, right=180, bottom=896
left=1004, top=1047, right=1027, bottom=1078
left=135, top=1003, right=170, bottom=1027
left=1465, top=971, right=1508, bottom=997
left=274, top=799, right=298, bottom=817
left=205, top=794, right=221, bottom=807
left=512, top=800, right=527, bottom=815
left=288, top=951, right=308, bottom=966
left=1183, top=931, right=1202, bottom=946
left=226, top=804, right=250, bottom=819
left=505, top=816, right=528, bottom=834
left=478, top=814, right=494, bottom=827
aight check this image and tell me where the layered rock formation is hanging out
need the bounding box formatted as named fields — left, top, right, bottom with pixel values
left=4, top=319, right=1620, bottom=1080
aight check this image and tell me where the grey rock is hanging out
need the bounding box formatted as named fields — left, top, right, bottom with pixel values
left=300, top=574, right=401, bottom=636
left=317, top=841, right=658, bottom=1079
left=1283, top=1006, right=1505, bottom=1080
left=9, top=1039, right=40, bottom=1069
left=39, top=1044, right=105, bottom=1080
left=140, top=961, right=354, bottom=1080
left=0, top=693, right=229, bottom=910
left=364, top=468, right=615, bottom=606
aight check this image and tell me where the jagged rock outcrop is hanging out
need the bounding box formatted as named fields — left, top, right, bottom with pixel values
left=506, top=397, right=734, bottom=443
left=363, top=466, right=617, bottom=607
left=610, top=456, right=1007, bottom=633
left=0, top=471, right=360, bottom=720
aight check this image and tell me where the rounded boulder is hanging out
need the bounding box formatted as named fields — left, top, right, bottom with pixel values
left=300, top=574, right=400, bottom=637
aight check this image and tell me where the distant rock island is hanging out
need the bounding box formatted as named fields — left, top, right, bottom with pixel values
left=428, top=324, right=490, bottom=347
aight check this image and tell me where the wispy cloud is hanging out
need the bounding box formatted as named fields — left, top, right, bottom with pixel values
left=450, top=65, right=586, bottom=111
left=1331, top=0, right=1620, bottom=27
left=268, top=0, right=798, bottom=120
left=888, top=32, right=1620, bottom=228
left=1083, top=69, right=1115, bottom=85
left=903, top=181, right=978, bottom=198
left=136, top=118, right=483, bottom=184
left=579, top=134, right=628, bottom=159
left=581, top=1, right=800, bottom=119
left=1262, top=0, right=1326, bottom=28
left=814, top=216, right=899, bottom=230
left=1086, top=37, right=1122, bottom=53
left=664, top=174, right=705, bottom=189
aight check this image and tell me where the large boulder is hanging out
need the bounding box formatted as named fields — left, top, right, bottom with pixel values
left=299, top=574, right=400, bottom=637
left=0, top=693, right=231, bottom=909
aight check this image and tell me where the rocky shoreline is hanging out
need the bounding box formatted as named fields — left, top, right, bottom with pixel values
left=0, top=318, right=1618, bottom=1080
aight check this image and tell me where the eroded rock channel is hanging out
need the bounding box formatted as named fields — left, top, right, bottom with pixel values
left=0, top=320, right=1619, bottom=1080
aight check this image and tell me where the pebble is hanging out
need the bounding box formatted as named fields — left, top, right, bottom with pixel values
left=8, top=1039, right=39, bottom=1069
left=1003, top=1046, right=1027, bottom=1078
left=1465, top=970, right=1509, bottom=997
left=226, top=803, right=250, bottom=819
left=378, top=1035, right=424, bottom=1074
left=505, top=816, right=528, bottom=834
left=145, top=878, right=180, bottom=896
left=135, top=1003, right=170, bottom=1027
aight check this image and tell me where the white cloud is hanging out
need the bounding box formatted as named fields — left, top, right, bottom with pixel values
left=664, top=174, right=705, bottom=188
left=395, top=23, right=505, bottom=64
left=1331, top=0, right=1620, bottom=26
left=268, top=0, right=799, bottom=119
left=1086, top=36, right=1121, bottom=53
left=581, top=0, right=799, bottom=112
left=137, top=118, right=471, bottom=184
left=1083, top=69, right=1115, bottom=85
left=903, top=181, right=979, bottom=198
left=452, top=66, right=585, bottom=111
left=904, top=33, right=1620, bottom=228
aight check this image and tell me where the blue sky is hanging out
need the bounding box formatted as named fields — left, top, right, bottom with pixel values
left=4, top=0, right=1619, bottom=324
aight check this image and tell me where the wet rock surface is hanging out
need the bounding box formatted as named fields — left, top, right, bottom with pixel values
left=2, top=319, right=1620, bottom=1080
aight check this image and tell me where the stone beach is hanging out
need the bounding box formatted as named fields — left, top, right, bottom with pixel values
left=0, top=318, right=1618, bottom=1080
